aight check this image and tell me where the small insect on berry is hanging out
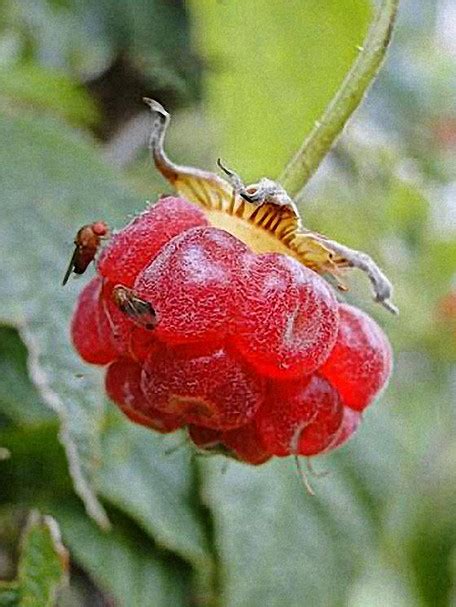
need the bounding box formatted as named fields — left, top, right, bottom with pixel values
left=111, top=285, right=157, bottom=330
left=63, top=221, right=109, bottom=286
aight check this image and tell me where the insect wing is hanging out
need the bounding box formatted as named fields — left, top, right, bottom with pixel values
left=62, top=246, right=79, bottom=286
left=126, top=297, right=157, bottom=330
left=72, top=247, right=96, bottom=275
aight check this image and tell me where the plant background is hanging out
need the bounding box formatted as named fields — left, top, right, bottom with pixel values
left=1, top=0, right=456, bottom=605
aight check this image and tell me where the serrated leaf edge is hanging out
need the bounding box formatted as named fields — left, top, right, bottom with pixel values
left=18, top=324, right=110, bottom=530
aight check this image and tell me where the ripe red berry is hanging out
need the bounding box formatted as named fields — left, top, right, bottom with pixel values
left=141, top=345, right=264, bottom=430
left=232, top=253, right=339, bottom=379
left=71, top=277, right=118, bottom=365
left=135, top=227, right=250, bottom=345
left=327, top=407, right=362, bottom=452
left=71, top=190, right=393, bottom=468
left=257, top=375, right=343, bottom=456
left=188, top=425, right=221, bottom=450
left=98, top=197, right=208, bottom=287
left=319, top=304, right=392, bottom=411
left=188, top=423, right=271, bottom=465
left=222, top=422, right=272, bottom=465
left=105, top=358, right=183, bottom=433
left=127, top=326, right=160, bottom=362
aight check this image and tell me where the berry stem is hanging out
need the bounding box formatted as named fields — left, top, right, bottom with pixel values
left=278, top=0, right=400, bottom=198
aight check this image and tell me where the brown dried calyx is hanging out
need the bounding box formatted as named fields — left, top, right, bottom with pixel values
left=144, top=98, right=397, bottom=315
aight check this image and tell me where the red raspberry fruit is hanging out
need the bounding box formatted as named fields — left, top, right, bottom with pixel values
left=71, top=277, right=118, bottom=365
left=188, top=426, right=221, bottom=450
left=319, top=304, right=392, bottom=411
left=188, top=422, right=271, bottom=465
left=141, top=345, right=264, bottom=430
left=135, top=227, right=250, bottom=345
left=105, top=358, right=183, bottom=433
left=232, top=253, right=339, bottom=379
left=98, top=197, right=208, bottom=287
left=328, top=407, right=362, bottom=452
left=127, top=326, right=160, bottom=362
left=222, top=422, right=272, bottom=465
left=71, top=190, right=393, bottom=467
left=257, top=375, right=343, bottom=456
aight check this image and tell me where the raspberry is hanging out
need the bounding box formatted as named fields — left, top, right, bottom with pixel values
left=98, top=197, right=208, bottom=287
left=328, top=408, right=362, bottom=452
left=135, top=227, right=250, bottom=345
left=257, top=375, right=343, bottom=456
left=222, top=423, right=272, bottom=465
left=232, top=253, right=339, bottom=378
left=71, top=189, right=393, bottom=467
left=188, top=423, right=271, bottom=465
left=127, top=326, right=160, bottom=362
left=71, top=277, right=118, bottom=365
left=319, top=304, right=392, bottom=411
left=141, top=345, right=264, bottom=430
left=188, top=426, right=221, bottom=450
left=105, top=358, right=183, bottom=433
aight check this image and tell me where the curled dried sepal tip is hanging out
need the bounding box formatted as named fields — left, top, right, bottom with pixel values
left=143, top=97, right=168, bottom=116
left=311, top=236, right=398, bottom=315
left=217, top=158, right=301, bottom=216
left=144, top=99, right=397, bottom=313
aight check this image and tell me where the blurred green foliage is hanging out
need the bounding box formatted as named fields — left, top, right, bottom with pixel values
left=0, top=0, right=202, bottom=138
left=1, top=1, right=456, bottom=606
left=190, top=0, right=371, bottom=179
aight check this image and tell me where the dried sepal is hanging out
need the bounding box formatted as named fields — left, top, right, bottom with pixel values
left=144, top=98, right=396, bottom=313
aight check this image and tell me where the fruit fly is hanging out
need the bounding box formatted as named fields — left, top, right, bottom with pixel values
left=111, top=285, right=157, bottom=330
left=62, top=221, right=109, bottom=286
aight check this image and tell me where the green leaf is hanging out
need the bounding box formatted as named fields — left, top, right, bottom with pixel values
left=0, top=418, right=213, bottom=592
left=17, top=512, right=68, bottom=607
left=199, top=406, right=406, bottom=607
left=0, top=414, right=213, bottom=606
left=0, top=111, right=139, bottom=527
left=0, top=418, right=213, bottom=598
left=95, top=410, right=214, bottom=591
left=190, top=0, right=370, bottom=179
left=0, top=327, right=53, bottom=426
left=53, top=501, right=191, bottom=607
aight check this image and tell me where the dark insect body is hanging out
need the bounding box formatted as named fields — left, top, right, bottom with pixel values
left=111, top=285, right=157, bottom=330
left=63, top=221, right=109, bottom=286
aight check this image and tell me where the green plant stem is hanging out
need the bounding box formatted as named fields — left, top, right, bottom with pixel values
left=278, top=0, right=399, bottom=198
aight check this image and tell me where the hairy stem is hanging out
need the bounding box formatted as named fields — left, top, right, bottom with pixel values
left=279, top=0, right=400, bottom=197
